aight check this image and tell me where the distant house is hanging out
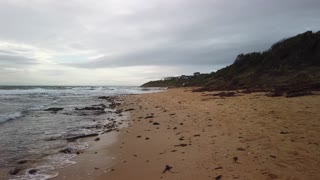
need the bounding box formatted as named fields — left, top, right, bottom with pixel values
left=164, top=77, right=175, bottom=81
left=180, top=75, right=190, bottom=79
left=164, top=75, right=193, bottom=81
left=193, top=72, right=201, bottom=76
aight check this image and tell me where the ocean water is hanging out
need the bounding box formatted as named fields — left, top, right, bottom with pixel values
left=0, top=86, right=164, bottom=180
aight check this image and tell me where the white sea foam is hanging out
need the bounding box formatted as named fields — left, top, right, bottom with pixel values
left=9, top=152, right=79, bottom=180
left=0, top=111, right=23, bottom=123
left=0, top=86, right=165, bottom=96
left=9, top=166, right=58, bottom=180
left=68, top=141, right=89, bottom=151
left=46, top=153, right=77, bottom=169
left=9, top=173, right=58, bottom=180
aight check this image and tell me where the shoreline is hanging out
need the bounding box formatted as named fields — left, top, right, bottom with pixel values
left=52, top=131, right=119, bottom=180
left=52, top=103, right=130, bottom=180
left=54, top=88, right=320, bottom=180
left=0, top=93, right=132, bottom=180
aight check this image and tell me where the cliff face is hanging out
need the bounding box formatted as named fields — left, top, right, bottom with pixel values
left=142, top=31, right=320, bottom=90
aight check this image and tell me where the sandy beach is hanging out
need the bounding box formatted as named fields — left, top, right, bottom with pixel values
left=55, top=88, right=320, bottom=180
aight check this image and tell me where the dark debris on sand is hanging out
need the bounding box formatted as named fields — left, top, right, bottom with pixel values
left=162, top=165, right=173, bottom=174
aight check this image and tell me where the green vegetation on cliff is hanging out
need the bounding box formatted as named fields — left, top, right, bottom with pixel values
left=142, top=31, right=320, bottom=91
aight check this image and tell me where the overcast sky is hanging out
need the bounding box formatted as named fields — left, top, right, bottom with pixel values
left=0, top=0, right=319, bottom=85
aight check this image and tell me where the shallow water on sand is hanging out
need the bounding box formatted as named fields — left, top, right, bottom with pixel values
left=0, top=86, right=163, bottom=180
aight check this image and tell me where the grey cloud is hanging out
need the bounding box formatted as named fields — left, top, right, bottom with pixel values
left=64, top=0, right=320, bottom=69
left=71, top=45, right=237, bottom=68
left=0, top=49, right=17, bottom=55
left=0, top=48, right=31, bottom=55
left=0, top=0, right=320, bottom=85
left=0, top=54, right=37, bottom=67
left=38, top=69, right=65, bottom=76
left=67, top=37, right=273, bottom=69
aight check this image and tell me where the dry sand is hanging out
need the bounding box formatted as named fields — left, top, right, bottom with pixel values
left=55, top=88, right=320, bottom=180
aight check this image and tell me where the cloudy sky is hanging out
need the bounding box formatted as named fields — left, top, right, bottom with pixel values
left=0, top=0, right=319, bottom=85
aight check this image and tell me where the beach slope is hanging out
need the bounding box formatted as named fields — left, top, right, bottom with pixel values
left=58, top=88, right=320, bottom=180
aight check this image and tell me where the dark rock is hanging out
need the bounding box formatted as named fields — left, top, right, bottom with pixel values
left=9, top=168, right=21, bottom=175
left=98, top=96, right=112, bottom=100
left=66, top=133, right=99, bottom=142
left=17, top=160, right=28, bottom=164
left=192, top=87, right=215, bottom=92
left=286, top=91, right=313, bottom=98
left=59, top=147, right=73, bottom=154
left=92, top=104, right=107, bottom=108
left=125, top=108, right=135, bottom=111
left=44, top=108, right=63, bottom=113
left=78, top=112, right=89, bottom=116
left=233, top=157, right=238, bottom=162
left=84, top=124, right=103, bottom=129
left=215, top=175, right=222, bottom=180
left=174, top=143, right=188, bottom=147
left=75, top=104, right=107, bottom=114
left=115, top=109, right=122, bottom=114
left=267, top=82, right=318, bottom=98
left=28, top=169, right=37, bottom=175
left=153, top=122, right=160, bottom=125
left=75, top=106, right=105, bottom=111
left=44, top=136, right=61, bottom=141
left=280, top=131, right=289, bottom=134
left=94, top=137, right=100, bottom=141
left=212, top=92, right=236, bottom=97
left=240, top=89, right=264, bottom=94
left=145, top=115, right=154, bottom=119
left=104, top=129, right=113, bottom=133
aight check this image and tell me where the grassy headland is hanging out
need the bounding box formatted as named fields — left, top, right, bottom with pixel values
left=142, top=31, right=320, bottom=95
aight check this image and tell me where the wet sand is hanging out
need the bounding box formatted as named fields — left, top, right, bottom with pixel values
left=55, top=88, right=320, bottom=180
